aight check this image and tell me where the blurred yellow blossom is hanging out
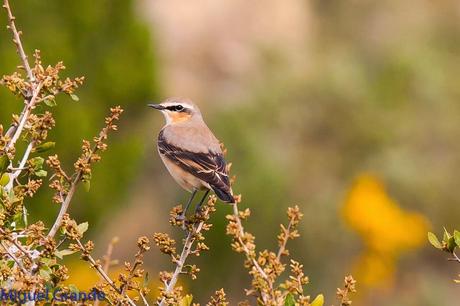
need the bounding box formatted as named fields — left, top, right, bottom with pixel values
left=343, top=174, right=429, bottom=288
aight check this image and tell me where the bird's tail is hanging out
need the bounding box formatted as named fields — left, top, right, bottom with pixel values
left=211, top=185, right=235, bottom=203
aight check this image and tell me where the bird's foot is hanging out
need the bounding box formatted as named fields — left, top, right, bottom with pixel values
left=175, top=214, right=186, bottom=228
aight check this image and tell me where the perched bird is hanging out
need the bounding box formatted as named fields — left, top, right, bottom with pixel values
left=149, top=98, right=235, bottom=216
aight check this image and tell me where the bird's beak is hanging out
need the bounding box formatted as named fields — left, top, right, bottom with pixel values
left=148, top=103, right=165, bottom=110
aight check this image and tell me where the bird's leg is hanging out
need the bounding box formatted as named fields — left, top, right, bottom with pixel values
left=180, top=189, right=197, bottom=221
left=194, top=189, right=210, bottom=215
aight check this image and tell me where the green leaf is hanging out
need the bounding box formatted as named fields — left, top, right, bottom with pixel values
left=284, top=293, right=295, bottom=306
left=77, top=222, right=89, bottom=235
left=0, top=173, right=10, bottom=186
left=70, top=93, right=79, bottom=101
left=39, top=266, right=52, bottom=280
left=443, top=227, right=451, bottom=241
left=43, top=97, right=57, bottom=107
left=428, top=232, right=442, bottom=249
left=40, top=257, right=56, bottom=266
left=55, top=249, right=77, bottom=259
left=68, top=284, right=79, bottom=293
left=29, top=156, right=44, bottom=168
left=34, top=141, right=55, bottom=153
left=447, top=237, right=457, bottom=253
left=0, top=155, right=8, bottom=172
left=311, top=294, right=324, bottom=306
left=179, top=295, right=193, bottom=306
left=454, top=230, right=460, bottom=247
left=34, top=169, right=48, bottom=177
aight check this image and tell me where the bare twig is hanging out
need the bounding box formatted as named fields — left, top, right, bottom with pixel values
left=0, top=228, right=34, bottom=263
left=230, top=203, right=272, bottom=303
left=95, top=237, right=119, bottom=306
left=450, top=251, right=460, bottom=264
left=47, top=172, right=82, bottom=239
left=2, top=0, right=38, bottom=143
left=75, top=239, right=136, bottom=306
left=2, top=0, right=34, bottom=82
left=5, top=141, right=34, bottom=191
left=158, top=221, right=205, bottom=306
left=232, top=204, right=268, bottom=280
left=276, top=219, right=293, bottom=262
left=140, top=291, right=150, bottom=306
left=0, top=241, right=28, bottom=275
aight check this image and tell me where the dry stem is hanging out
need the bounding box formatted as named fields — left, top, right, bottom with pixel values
left=2, top=0, right=34, bottom=82
left=75, top=239, right=136, bottom=306
left=158, top=221, right=205, bottom=306
left=47, top=172, right=82, bottom=238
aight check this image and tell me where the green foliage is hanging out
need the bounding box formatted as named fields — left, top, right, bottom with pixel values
left=429, top=228, right=460, bottom=283
left=428, top=229, right=460, bottom=253
left=0, top=0, right=158, bottom=229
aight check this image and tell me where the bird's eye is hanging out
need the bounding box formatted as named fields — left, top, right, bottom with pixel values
left=175, top=105, right=184, bottom=111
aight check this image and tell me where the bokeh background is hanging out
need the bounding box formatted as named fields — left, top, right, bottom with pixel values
left=1, top=0, right=460, bottom=305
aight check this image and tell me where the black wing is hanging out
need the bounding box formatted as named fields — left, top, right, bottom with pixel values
left=158, top=130, right=234, bottom=203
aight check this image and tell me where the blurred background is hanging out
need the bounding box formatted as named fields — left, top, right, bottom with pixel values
left=1, top=0, right=460, bottom=305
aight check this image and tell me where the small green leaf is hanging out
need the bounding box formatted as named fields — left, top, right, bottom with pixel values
left=77, top=222, right=89, bottom=235
left=34, top=141, right=55, bottom=153
left=34, top=169, right=47, bottom=177
left=39, top=266, right=52, bottom=280
left=40, top=257, right=56, bottom=266
left=68, top=284, right=79, bottom=293
left=443, top=227, right=451, bottom=241
left=428, top=232, right=442, bottom=249
left=43, top=97, right=56, bottom=107
left=55, top=249, right=77, bottom=259
left=311, top=294, right=324, bottom=306
left=447, top=236, right=457, bottom=253
left=284, top=293, right=295, bottom=306
left=0, top=155, right=8, bottom=172
left=454, top=230, right=460, bottom=248
left=179, top=295, right=193, bottom=306
left=0, top=173, right=10, bottom=186
left=30, top=156, right=44, bottom=168
left=70, top=93, right=79, bottom=101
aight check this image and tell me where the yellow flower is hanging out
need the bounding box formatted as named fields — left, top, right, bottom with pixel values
left=343, top=174, right=429, bottom=288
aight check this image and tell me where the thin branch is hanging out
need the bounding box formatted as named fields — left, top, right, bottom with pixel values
left=231, top=203, right=272, bottom=303
left=95, top=237, right=118, bottom=306
left=140, top=291, right=150, bottom=306
left=102, top=237, right=118, bottom=275
left=5, top=141, right=34, bottom=191
left=2, top=0, right=37, bottom=142
left=0, top=228, right=33, bottom=263
left=75, top=239, right=137, bottom=306
left=47, top=107, right=122, bottom=239
left=158, top=221, right=205, bottom=306
left=5, top=82, right=43, bottom=153
left=47, top=171, right=82, bottom=239
left=0, top=241, right=28, bottom=275
left=2, top=0, right=34, bottom=82
left=231, top=203, right=268, bottom=280
left=276, top=219, right=293, bottom=262
left=449, top=251, right=460, bottom=264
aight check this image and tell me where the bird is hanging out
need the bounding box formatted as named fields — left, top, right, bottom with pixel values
left=149, top=98, right=235, bottom=218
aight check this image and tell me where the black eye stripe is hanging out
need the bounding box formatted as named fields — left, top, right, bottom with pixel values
left=166, top=105, right=185, bottom=112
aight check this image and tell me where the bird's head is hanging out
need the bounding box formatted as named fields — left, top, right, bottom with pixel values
left=148, top=98, right=201, bottom=124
